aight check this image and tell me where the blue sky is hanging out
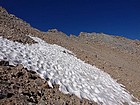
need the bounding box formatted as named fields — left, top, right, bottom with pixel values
left=0, top=0, right=140, bottom=40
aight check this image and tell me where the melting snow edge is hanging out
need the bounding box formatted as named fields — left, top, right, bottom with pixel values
left=0, top=36, right=139, bottom=105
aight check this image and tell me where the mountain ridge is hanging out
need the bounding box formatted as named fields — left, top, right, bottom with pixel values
left=0, top=6, right=140, bottom=104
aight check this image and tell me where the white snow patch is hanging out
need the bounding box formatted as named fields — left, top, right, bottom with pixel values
left=0, top=36, right=139, bottom=105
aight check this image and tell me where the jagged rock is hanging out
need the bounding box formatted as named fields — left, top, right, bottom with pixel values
left=48, top=29, right=58, bottom=33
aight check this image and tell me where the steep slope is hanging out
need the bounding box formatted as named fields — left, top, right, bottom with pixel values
left=78, top=32, right=140, bottom=55
left=0, top=36, right=139, bottom=104
left=0, top=6, right=140, bottom=104
left=0, top=61, right=96, bottom=105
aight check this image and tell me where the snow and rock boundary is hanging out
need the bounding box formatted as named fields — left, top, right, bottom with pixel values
left=0, top=36, right=139, bottom=105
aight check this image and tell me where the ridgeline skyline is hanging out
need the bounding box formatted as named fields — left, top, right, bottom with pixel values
left=1, top=0, right=140, bottom=40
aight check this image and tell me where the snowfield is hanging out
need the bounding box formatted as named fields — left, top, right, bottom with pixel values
left=0, top=36, right=139, bottom=105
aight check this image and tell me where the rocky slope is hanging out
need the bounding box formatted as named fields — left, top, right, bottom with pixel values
left=0, top=61, right=96, bottom=105
left=0, top=6, right=140, bottom=104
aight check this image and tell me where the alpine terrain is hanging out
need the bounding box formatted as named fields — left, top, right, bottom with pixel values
left=0, top=7, right=140, bottom=105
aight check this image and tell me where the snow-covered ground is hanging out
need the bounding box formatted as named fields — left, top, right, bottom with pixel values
left=0, top=36, right=139, bottom=105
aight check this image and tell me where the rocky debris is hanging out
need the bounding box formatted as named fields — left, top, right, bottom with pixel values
left=78, top=32, right=140, bottom=55
left=0, top=6, right=39, bottom=44
left=0, top=60, right=97, bottom=105
left=0, top=6, right=140, bottom=102
left=0, top=6, right=68, bottom=45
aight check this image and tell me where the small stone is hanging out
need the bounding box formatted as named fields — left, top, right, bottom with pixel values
left=16, top=64, right=24, bottom=70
